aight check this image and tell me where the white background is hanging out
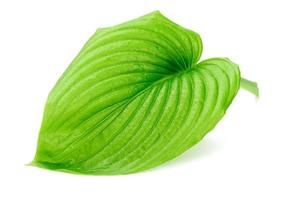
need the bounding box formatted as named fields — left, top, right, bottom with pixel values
left=0, top=0, right=284, bottom=199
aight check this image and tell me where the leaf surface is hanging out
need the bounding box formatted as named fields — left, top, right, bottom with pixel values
left=32, top=11, right=257, bottom=175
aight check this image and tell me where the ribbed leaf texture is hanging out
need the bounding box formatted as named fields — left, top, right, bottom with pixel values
left=32, top=11, right=258, bottom=175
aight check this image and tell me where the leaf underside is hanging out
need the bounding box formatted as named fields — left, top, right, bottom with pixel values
left=32, top=11, right=243, bottom=175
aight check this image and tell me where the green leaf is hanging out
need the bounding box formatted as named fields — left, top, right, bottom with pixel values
left=32, top=11, right=258, bottom=175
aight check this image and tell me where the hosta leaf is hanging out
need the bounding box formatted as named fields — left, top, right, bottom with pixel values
left=32, top=11, right=258, bottom=175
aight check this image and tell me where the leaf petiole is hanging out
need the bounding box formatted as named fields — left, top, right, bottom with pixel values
left=240, top=77, right=259, bottom=97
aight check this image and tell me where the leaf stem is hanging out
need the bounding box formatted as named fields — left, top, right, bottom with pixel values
left=240, top=77, right=259, bottom=97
